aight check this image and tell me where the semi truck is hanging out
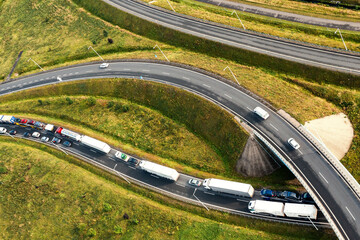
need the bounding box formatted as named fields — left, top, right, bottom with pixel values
left=56, top=127, right=81, bottom=141
left=80, top=135, right=111, bottom=154
left=248, top=200, right=318, bottom=220
left=202, top=178, right=255, bottom=197
left=139, top=160, right=180, bottom=181
left=0, top=115, right=16, bottom=124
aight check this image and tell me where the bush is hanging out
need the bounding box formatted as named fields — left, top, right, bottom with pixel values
left=103, top=202, right=112, bottom=212
left=114, top=225, right=123, bottom=234
left=87, top=228, right=96, bottom=237
left=66, top=97, right=73, bottom=105
left=122, top=105, right=129, bottom=112
left=38, top=99, right=43, bottom=105
left=130, top=219, right=139, bottom=225
left=0, top=165, right=8, bottom=174
left=103, top=29, right=108, bottom=37
left=107, top=101, right=114, bottom=108
left=87, top=97, right=96, bottom=106
left=114, top=103, right=122, bottom=112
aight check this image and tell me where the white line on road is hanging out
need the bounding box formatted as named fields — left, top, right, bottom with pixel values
left=75, top=72, right=79, bottom=74
left=124, top=68, right=131, bottom=70
left=319, top=172, right=329, bottom=184
left=182, top=76, right=190, bottom=80
left=128, top=166, right=136, bottom=170
left=162, top=72, right=170, bottom=75
left=246, top=107, right=253, bottom=111
left=142, top=69, right=150, bottom=72
left=175, top=183, right=186, bottom=187
left=345, top=206, right=356, bottom=221
left=46, top=77, right=49, bottom=79
left=269, top=123, right=279, bottom=131
left=203, top=191, right=215, bottom=195
left=73, top=142, right=79, bottom=145
left=202, top=84, right=211, bottom=88
left=90, top=149, right=97, bottom=153
left=63, top=74, right=67, bottom=77
left=34, top=80, right=38, bottom=82
left=86, top=70, right=93, bottom=73
left=29, top=81, right=33, bottom=84
left=224, top=93, right=232, bottom=99
left=298, top=149, right=303, bottom=155
left=236, top=199, right=249, bottom=203
left=51, top=76, right=55, bottom=78
left=69, top=73, right=73, bottom=75
left=113, top=164, right=117, bottom=169
left=150, top=174, right=159, bottom=178
left=108, top=157, right=116, bottom=162
left=40, top=79, right=44, bottom=81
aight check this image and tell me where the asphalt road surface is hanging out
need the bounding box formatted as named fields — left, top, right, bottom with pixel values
left=0, top=61, right=359, bottom=239
left=103, top=0, right=360, bottom=74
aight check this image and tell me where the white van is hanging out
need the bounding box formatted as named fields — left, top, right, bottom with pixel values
left=254, top=107, right=269, bottom=120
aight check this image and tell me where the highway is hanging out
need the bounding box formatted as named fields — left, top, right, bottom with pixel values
left=0, top=61, right=359, bottom=239
left=102, top=0, right=360, bottom=74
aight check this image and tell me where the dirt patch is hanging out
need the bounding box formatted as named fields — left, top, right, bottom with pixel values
left=236, top=135, right=279, bottom=177
left=304, top=113, right=353, bottom=160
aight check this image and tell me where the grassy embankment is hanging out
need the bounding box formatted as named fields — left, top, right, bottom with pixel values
left=0, top=78, right=303, bottom=189
left=0, top=139, right=336, bottom=239
left=226, top=0, right=360, bottom=21
left=142, top=0, right=360, bottom=51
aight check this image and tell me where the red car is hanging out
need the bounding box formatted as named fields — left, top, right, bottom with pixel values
left=27, top=120, right=35, bottom=125
left=20, top=119, right=28, bottom=124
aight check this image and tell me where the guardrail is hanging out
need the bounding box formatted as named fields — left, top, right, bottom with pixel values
left=253, top=131, right=344, bottom=240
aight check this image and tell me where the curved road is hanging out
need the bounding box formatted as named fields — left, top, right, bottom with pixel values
left=0, top=61, right=359, bottom=239
left=103, top=0, right=360, bottom=74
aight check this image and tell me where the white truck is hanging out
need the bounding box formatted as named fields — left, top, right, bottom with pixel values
left=56, top=127, right=81, bottom=141
left=45, top=124, right=55, bottom=132
left=248, top=200, right=285, bottom=216
left=139, top=160, right=180, bottom=181
left=80, top=135, right=111, bottom=154
left=0, top=115, right=16, bottom=124
left=202, top=178, right=255, bottom=197
left=248, top=200, right=318, bottom=220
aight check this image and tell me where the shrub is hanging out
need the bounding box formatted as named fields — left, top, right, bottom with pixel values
left=103, top=202, right=112, bottom=212
left=103, top=29, right=108, bottom=37
left=87, top=97, right=96, bottom=106
left=122, top=105, right=129, bottom=112
left=107, top=101, right=114, bottom=108
left=66, top=97, right=73, bottom=105
left=38, top=99, right=43, bottom=105
left=0, top=165, right=7, bottom=174
left=130, top=219, right=139, bottom=225
left=114, top=103, right=123, bottom=112
left=114, top=225, right=123, bottom=234
left=87, top=228, right=96, bottom=237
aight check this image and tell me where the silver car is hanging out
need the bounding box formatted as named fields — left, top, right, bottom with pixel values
left=288, top=138, right=300, bottom=149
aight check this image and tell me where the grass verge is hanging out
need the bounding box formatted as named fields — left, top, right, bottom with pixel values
left=0, top=139, right=336, bottom=239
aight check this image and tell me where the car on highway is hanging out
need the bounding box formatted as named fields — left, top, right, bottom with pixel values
left=301, top=192, right=315, bottom=204
left=52, top=137, right=62, bottom=144
left=41, top=136, right=49, bottom=142
left=32, top=132, right=41, bottom=138
left=288, top=138, right=300, bottom=149
left=253, top=106, right=269, bottom=120
left=63, top=141, right=72, bottom=147
left=115, top=151, right=130, bottom=162
left=188, top=179, right=202, bottom=187
left=0, top=127, right=7, bottom=134
left=128, top=157, right=139, bottom=166
left=277, top=191, right=301, bottom=202
left=23, top=132, right=31, bottom=137
left=27, top=120, right=35, bottom=125
left=20, top=119, right=28, bottom=124
left=260, top=189, right=276, bottom=199
left=57, top=76, right=62, bottom=81
left=9, top=130, right=17, bottom=135
left=99, top=63, right=109, bottom=69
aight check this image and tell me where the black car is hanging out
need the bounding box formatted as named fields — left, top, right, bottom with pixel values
left=128, top=157, right=139, bottom=166
left=9, top=130, right=17, bottom=135
left=62, top=141, right=72, bottom=147
left=52, top=137, right=62, bottom=144
left=23, top=132, right=31, bottom=137
left=301, top=192, right=315, bottom=204
left=277, top=191, right=301, bottom=202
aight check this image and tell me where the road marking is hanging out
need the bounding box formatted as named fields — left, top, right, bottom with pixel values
left=90, top=149, right=97, bottom=153
left=40, top=78, right=44, bottom=81
left=319, top=172, right=329, bottom=184
left=46, top=77, right=49, bottom=79
left=51, top=76, right=55, bottom=78
left=182, top=76, right=190, bottom=80
left=142, top=69, right=150, bottom=72
left=124, top=68, right=131, bottom=70
left=108, top=157, right=116, bottom=161
left=345, top=206, right=356, bottom=221
left=17, top=84, right=22, bottom=87
left=0, top=89, right=3, bottom=91
left=175, top=183, right=186, bottom=187
left=202, top=84, right=211, bottom=88
left=246, top=107, right=253, bottom=111
left=224, top=93, right=232, bottom=99
left=269, top=123, right=279, bottom=131
left=73, top=142, right=79, bottom=145
left=203, top=191, right=215, bottom=195
left=86, top=70, right=93, bottom=73
left=75, top=72, right=79, bottom=74
left=236, top=199, right=249, bottom=203
left=162, top=72, right=170, bottom=75
left=63, top=74, right=67, bottom=76
left=113, top=164, right=117, bottom=169
left=34, top=80, right=38, bottom=82
left=29, top=81, right=33, bottom=84
left=128, top=166, right=136, bottom=170
left=68, top=73, right=73, bottom=75
left=150, top=174, right=159, bottom=178
left=297, top=149, right=303, bottom=155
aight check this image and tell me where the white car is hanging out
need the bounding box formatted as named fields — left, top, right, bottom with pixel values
left=115, top=151, right=130, bottom=162
left=41, top=136, right=49, bottom=142
left=288, top=138, right=300, bottom=149
left=56, top=76, right=62, bottom=81
left=99, top=63, right=109, bottom=69
left=32, top=132, right=41, bottom=138
left=0, top=127, right=7, bottom=134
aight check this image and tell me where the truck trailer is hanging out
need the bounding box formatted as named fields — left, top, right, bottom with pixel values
left=80, top=135, right=111, bottom=154
left=56, top=127, right=81, bottom=141
left=0, top=115, right=16, bottom=124
left=248, top=200, right=285, bottom=216
left=248, top=200, right=318, bottom=220
left=139, top=160, right=180, bottom=181
left=202, top=178, right=254, bottom=197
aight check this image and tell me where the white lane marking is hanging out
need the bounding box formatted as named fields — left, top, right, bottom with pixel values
left=29, top=81, right=33, bottom=84
left=202, top=84, right=211, bottom=88
left=86, top=70, right=93, bottom=73
left=297, top=149, right=303, bottom=155
left=75, top=72, right=79, bottom=74
left=175, top=183, right=186, bottom=187
left=246, top=107, right=253, bottom=111
left=40, top=78, right=44, bottom=81
left=51, top=76, right=55, bottom=78
left=68, top=73, right=73, bottom=75
left=17, top=84, right=22, bottom=87
left=72, top=142, right=79, bottom=145
left=236, top=199, right=249, bottom=203
left=90, top=149, right=97, bottom=153
left=345, top=206, right=356, bottom=221
left=34, top=80, right=38, bottom=82
left=113, top=164, right=117, bottom=169
left=128, top=166, right=136, bottom=170
left=142, top=69, right=150, bottom=72
left=108, top=157, right=116, bottom=162
left=0, top=89, right=3, bottom=91
left=269, top=123, right=279, bottom=131
left=319, top=172, right=329, bottom=184
left=46, top=77, right=50, bottom=79
left=162, top=72, right=170, bottom=75
left=224, top=93, right=232, bottom=99
left=182, top=76, right=190, bottom=80
left=124, top=68, right=131, bottom=70
left=150, top=174, right=159, bottom=178
left=63, top=74, right=67, bottom=76
left=203, top=191, right=215, bottom=195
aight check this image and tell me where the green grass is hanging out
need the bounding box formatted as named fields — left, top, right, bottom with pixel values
left=0, top=139, right=336, bottom=239
left=143, top=0, right=360, bottom=51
